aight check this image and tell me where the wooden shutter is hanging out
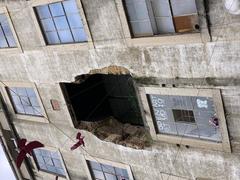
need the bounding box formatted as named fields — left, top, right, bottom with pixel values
left=173, top=14, right=199, bottom=33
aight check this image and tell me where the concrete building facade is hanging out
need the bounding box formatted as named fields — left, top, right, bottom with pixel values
left=0, top=0, right=240, bottom=179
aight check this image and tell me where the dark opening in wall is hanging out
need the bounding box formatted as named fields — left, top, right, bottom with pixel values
left=60, top=74, right=144, bottom=126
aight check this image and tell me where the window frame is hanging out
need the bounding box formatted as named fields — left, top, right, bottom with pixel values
left=29, top=0, right=94, bottom=50
left=0, top=82, right=48, bottom=123
left=139, top=87, right=231, bottom=152
left=30, top=147, right=70, bottom=180
left=0, top=6, right=21, bottom=53
left=84, top=155, right=135, bottom=180
left=116, top=0, right=204, bottom=46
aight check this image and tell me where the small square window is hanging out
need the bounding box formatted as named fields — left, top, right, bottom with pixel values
left=0, top=13, right=16, bottom=48
left=7, top=87, right=43, bottom=117
left=35, top=0, right=87, bottom=45
left=33, top=149, right=66, bottom=177
left=172, top=109, right=195, bottom=123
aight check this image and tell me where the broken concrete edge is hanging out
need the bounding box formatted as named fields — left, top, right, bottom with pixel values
left=78, top=117, right=153, bottom=150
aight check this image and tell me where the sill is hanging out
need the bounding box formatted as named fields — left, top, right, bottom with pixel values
left=155, top=133, right=231, bottom=153
left=34, top=169, right=67, bottom=180
left=42, top=41, right=94, bottom=52
left=126, top=33, right=202, bottom=47
left=0, top=47, right=22, bottom=54
left=13, top=114, right=49, bottom=124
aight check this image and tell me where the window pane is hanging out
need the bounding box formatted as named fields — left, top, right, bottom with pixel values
left=170, top=0, right=197, bottom=16
left=130, top=21, right=153, bottom=37
left=56, top=168, right=65, bottom=176
left=105, top=173, right=117, bottom=180
left=151, top=0, right=172, bottom=17
left=157, top=121, right=177, bottom=134
left=46, top=31, right=60, bottom=44
left=16, top=88, right=27, bottom=96
left=11, top=95, right=21, bottom=105
left=20, top=97, right=31, bottom=106
left=2, top=24, right=14, bottom=37
left=41, top=18, right=56, bottom=32
left=36, top=5, right=51, bottom=19
left=44, top=157, right=53, bottom=166
left=6, top=36, right=16, bottom=47
left=125, top=0, right=149, bottom=21
left=58, top=30, right=73, bottom=43
left=0, top=28, right=8, bottom=48
left=46, top=165, right=57, bottom=173
left=33, top=106, right=43, bottom=116
left=29, top=97, right=40, bottom=106
left=49, top=2, right=65, bottom=17
left=26, top=88, right=37, bottom=97
left=173, top=109, right=195, bottom=123
left=89, top=161, right=102, bottom=171
left=15, top=104, right=25, bottom=114
left=115, top=168, right=129, bottom=178
left=24, top=106, right=34, bottom=115
left=155, top=17, right=175, bottom=33
left=72, top=28, right=87, bottom=42
left=52, top=159, right=62, bottom=168
left=93, top=170, right=105, bottom=179
left=54, top=16, right=69, bottom=30
left=0, top=14, right=7, bottom=23
left=63, top=0, right=79, bottom=14
left=102, top=164, right=115, bottom=174
left=67, top=14, right=83, bottom=28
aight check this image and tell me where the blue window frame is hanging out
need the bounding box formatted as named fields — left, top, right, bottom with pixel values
left=0, top=14, right=17, bottom=48
left=7, top=87, right=43, bottom=117
left=33, top=149, right=66, bottom=177
left=35, top=0, right=87, bottom=45
left=87, top=160, right=130, bottom=180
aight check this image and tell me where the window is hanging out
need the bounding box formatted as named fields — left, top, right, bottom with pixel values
left=172, top=109, right=195, bottom=123
left=148, top=94, right=221, bottom=142
left=33, top=149, right=66, bottom=177
left=34, top=0, right=87, bottom=45
left=7, top=87, right=43, bottom=116
left=123, top=0, right=199, bottom=37
left=0, top=13, right=17, bottom=48
left=87, top=160, right=131, bottom=180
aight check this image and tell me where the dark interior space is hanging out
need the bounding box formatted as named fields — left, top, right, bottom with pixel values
left=60, top=74, right=144, bottom=126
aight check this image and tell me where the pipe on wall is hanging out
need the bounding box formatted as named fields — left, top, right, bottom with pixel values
left=225, top=0, right=240, bottom=15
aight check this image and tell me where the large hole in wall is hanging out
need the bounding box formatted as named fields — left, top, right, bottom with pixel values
left=60, top=74, right=144, bottom=126
left=60, top=67, right=152, bottom=149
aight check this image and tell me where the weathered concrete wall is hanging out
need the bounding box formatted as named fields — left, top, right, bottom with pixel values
left=0, top=0, right=240, bottom=179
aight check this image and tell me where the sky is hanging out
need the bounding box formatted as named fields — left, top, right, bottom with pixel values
left=0, top=143, right=16, bottom=180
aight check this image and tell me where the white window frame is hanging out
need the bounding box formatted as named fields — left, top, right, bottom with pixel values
left=0, top=6, right=22, bottom=53
left=0, top=82, right=48, bottom=123
left=84, top=155, right=135, bottom=180
left=30, top=146, right=70, bottom=180
left=139, top=87, right=231, bottom=152
left=29, top=0, right=94, bottom=51
left=115, top=0, right=203, bottom=47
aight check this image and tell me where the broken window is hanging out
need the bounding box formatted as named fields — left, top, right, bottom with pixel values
left=60, top=74, right=144, bottom=126
left=33, top=149, right=66, bottom=177
left=87, top=160, right=131, bottom=180
left=123, top=0, right=199, bottom=37
left=34, top=0, right=87, bottom=45
left=7, top=87, right=43, bottom=117
left=0, top=14, right=16, bottom=48
left=148, top=94, right=221, bottom=142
